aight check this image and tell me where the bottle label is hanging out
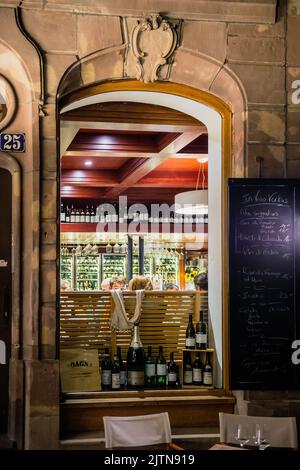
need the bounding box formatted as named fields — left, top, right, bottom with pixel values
left=157, top=364, right=167, bottom=376
left=184, top=370, right=193, bottom=384
left=193, top=368, right=202, bottom=382
left=168, top=372, right=177, bottom=382
left=186, top=337, right=196, bottom=348
left=203, top=372, right=213, bottom=385
left=120, top=370, right=126, bottom=385
left=112, top=373, right=120, bottom=389
left=128, top=371, right=144, bottom=386
left=199, top=334, right=207, bottom=344
left=102, top=370, right=111, bottom=386
left=145, top=364, right=156, bottom=377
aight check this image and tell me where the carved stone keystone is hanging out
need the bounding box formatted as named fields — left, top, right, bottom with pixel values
left=131, top=14, right=178, bottom=83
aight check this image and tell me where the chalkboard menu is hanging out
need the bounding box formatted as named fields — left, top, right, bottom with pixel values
left=229, top=179, right=300, bottom=389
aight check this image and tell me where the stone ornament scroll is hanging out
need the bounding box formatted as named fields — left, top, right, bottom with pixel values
left=131, top=14, right=178, bottom=83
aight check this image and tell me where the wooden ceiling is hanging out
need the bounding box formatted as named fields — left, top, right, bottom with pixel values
left=61, top=102, right=208, bottom=204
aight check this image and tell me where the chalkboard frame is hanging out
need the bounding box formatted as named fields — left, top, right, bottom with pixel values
left=228, top=178, right=300, bottom=390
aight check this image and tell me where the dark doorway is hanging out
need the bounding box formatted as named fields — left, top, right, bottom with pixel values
left=0, top=167, right=12, bottom=433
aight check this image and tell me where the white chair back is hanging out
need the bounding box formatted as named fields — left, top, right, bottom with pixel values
left=103, top=412, right=172, bottom=448
left=219, top=413, right=298, bottom=448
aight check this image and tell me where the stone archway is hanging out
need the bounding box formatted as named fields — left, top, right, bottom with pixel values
left=57, top=39, right=248, bottom=388
left=58, top=46, right=247, bottom=178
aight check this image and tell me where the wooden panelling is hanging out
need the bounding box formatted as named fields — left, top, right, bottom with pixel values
left=61, top=156, right=129, bottom=170
left=60, top=291, right=200, bottom=362
left=60, top=395, right=235, bottom=434
left=61, top=102, right=202, bottom=127
left=61, top=185, right=195, bottom=201
left=68, top=131, right=175, bottom=153
left=60, top=222, right=209, bottom=234
left=62, top=170, right=117, bottom=187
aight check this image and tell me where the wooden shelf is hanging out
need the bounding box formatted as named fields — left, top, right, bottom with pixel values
left=181, top=348, right=214, bottom=388
left=181, top=384, right=214, bottom=389
left=182, top=348, right=214, bottom=353
left=61, top=222, right=208, bottom=233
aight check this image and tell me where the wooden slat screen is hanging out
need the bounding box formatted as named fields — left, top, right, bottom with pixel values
left=60, top=291, right=200, bottom=362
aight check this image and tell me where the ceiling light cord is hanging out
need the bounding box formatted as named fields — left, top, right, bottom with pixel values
left=196, top=161, right=205, bottom=191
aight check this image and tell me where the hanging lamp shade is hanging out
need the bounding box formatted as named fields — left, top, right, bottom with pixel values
left=174, top=189, right=208, bottom=215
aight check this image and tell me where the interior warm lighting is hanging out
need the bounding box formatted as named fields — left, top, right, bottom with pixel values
left=84, top=160, right=93, bottom=166
left=175, top=190, right=208, bottom=214
left=175, top=159, right=208, bottom=215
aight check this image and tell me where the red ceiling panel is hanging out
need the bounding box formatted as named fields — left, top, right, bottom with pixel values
left=61, top=156, right=129, bottom=170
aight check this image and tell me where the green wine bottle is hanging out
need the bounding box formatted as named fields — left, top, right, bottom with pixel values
left=145, top=345, right=156, bottom=388
left=156, top=346, right=167, bottom=388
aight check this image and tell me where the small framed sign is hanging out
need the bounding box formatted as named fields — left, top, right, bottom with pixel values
left=0, top=133, right=25, bottom=152
left=60, top=348, right=101, bottom=392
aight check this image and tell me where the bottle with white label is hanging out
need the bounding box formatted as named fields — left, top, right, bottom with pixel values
left=156, top=346, right=167, bottom=388
left=111, top=354, right=121, bottom=390
left=167, top=352, right=177, bottom=388
left=185, top=314, right=196, bottom=349
left=183, top=351, right=193, bottom=385
left=101, top=347, right=112, bottom=390
left=60, top=203, right=66, bottom=222
left=203, top=353, right=213, bottom=386
left=192, top=352, right=203, bottom=385
left=126, top=323, right=145, bottom=389
left=196, top=310, right=208, bottom=349
left=145, top=345, right=156, bottom=388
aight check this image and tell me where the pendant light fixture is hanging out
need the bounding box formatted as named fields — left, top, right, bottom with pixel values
left=175, top=157, right=208, bottom=215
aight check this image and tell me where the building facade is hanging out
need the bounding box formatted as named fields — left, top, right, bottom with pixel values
left=0, top=0, right=299, bottom=449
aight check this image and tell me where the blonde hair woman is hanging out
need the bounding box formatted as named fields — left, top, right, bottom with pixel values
left=128, top=275, right=153, bottom=291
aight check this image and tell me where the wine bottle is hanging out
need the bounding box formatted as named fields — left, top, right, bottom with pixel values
left=183, top=351, right=193, bottom=385
left=90, top=205, right=95, bottom=223
left=85, top=205, right=91, bottom=223
left=111, top=354, right=121, bottom=390
left=117, top=346, right=126, bottom=388
left=101, top=347, right=112, bottom=390
left=65, top=205, right=70, bottom=223
left=60, top=203, right=65, bottom=222
left=167, top=352, right=177, bottom=388
left=185, top=314, right=196, bottom=349
left=80, top=208, right=85, bottom=223
left=145, top=345, right=156, bottom=388
left=196, top=310, right=208, bottom=349
left=70, top=205, right=75, bottom=222
left=192, top=352, right=203, bottom=385
left=126, top=323, right=145, bottom=389
left=203, top=353, right=213, bottom=386
left=156, top=346, right=167, bottom=388
left=75, top=209, right=80, bottom=223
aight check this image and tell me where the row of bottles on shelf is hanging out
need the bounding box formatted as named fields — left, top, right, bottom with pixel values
left=185, top=311, right=208, bottom=350
left=101, top=343, right=213, bottom=391
left=61, top=202, right=208, bottom=225
left=100, top=317, right=212, bottom=391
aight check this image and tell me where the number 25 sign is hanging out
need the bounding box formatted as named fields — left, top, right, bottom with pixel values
left=0, top=133, right=25, bottom=152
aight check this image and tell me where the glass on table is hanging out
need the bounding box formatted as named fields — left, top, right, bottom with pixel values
left=234, top=423, right=250, bottom=448
left=253, top=424, right=270, bottom=450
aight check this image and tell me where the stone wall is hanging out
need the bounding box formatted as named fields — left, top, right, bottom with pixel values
left=0, top=0, right=300, bottom=448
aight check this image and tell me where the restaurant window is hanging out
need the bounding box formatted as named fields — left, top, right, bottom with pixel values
left=58, top=97, right=222, bottom=394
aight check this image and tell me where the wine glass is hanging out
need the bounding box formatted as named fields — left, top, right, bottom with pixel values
left=234, top=424, right=250, bottom=448
left=253, top=424, right=270, bottom=450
